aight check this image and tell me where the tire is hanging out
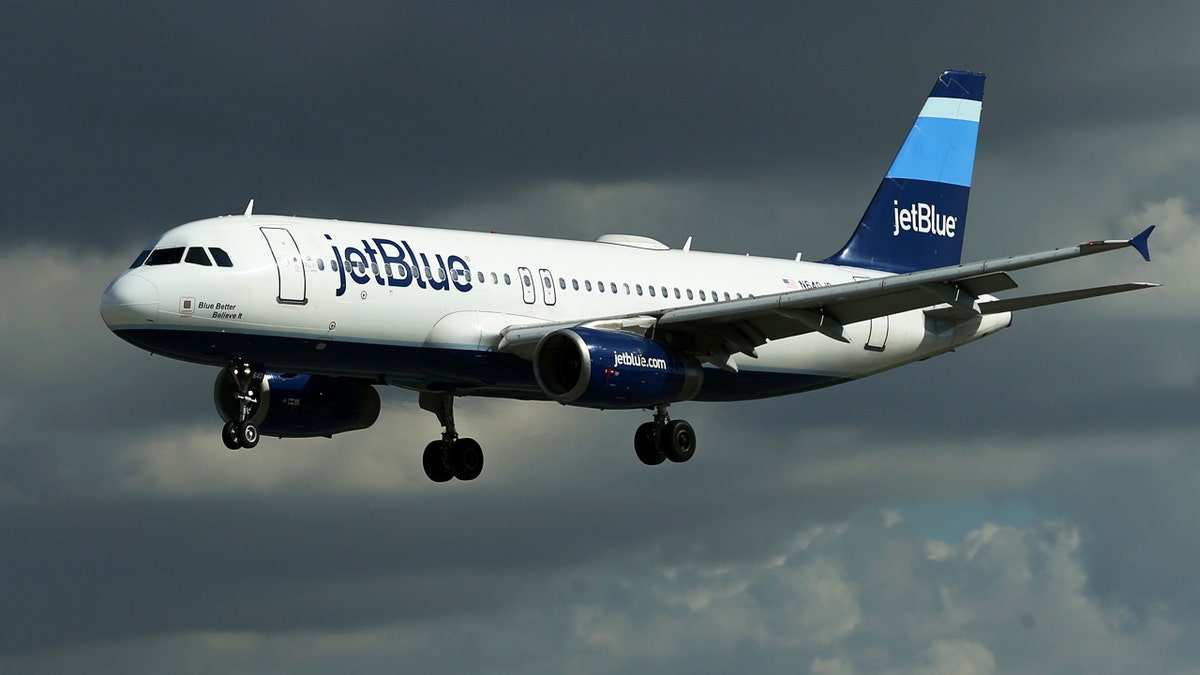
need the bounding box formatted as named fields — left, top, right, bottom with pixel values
left=422, top=440, right=455, bottom=483
left=238, top=421, right=260, bottom=449
left=634, top=422, right=666, bottom=466
left=664, top=419, right=696, bottom=463
left=450, top=438, right=484, bottom=481
left=221, top=421, right=242, bottom=450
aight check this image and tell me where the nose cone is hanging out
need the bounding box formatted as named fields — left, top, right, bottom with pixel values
left=100, top=273, right=159, bottom=329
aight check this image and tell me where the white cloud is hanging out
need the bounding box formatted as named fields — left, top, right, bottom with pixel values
left=911, top=639, right=996, bottom=675
left=3, top=512, right=1194, bottom=674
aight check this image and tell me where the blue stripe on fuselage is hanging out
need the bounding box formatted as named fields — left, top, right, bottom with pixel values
left=110, top=328, right=846, bottom=404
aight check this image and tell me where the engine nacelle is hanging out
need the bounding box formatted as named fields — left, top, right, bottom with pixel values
left=214, top=371, right=381, bottom=439
left=533, top=327, right=702, bottom=409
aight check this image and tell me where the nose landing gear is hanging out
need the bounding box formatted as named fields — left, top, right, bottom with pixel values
left=634, top=404, right=696, bottom=466
left=221, top=362, right=262, bottom=450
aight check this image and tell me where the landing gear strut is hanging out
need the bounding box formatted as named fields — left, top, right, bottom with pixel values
left=419, top=391, right=483, bottom=482
left=633, top=404, right=696, bottom=466
left=221, top=362, right=261, bottom=450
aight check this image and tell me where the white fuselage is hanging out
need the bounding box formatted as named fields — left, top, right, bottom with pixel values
left=100, top=214, right=1011, bottom=402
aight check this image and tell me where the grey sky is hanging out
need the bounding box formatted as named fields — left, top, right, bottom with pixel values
left=2, top=2, right=1198, bottom=672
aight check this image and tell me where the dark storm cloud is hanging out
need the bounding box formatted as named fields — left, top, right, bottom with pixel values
left=6, top=1, right=1200, bottom=249
left=0, top=465, right=850, bottom=653
left=3, top=1, right=1198, bottom=669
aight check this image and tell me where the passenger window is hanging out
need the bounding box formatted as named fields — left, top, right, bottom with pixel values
left=145, top=247, right=185, bottom=266
left=636, top=284, right=643, bottom=296
left=661, top=287, right=668, bottom=298
left=209, top=248, right=234, bottom=267
left=504, top=273, right=511, bottom=285
left=559, top=278, right=566, bottom=290
left=724, top=292, right=731, bottom=301
left=699, top=290, right=706, bottom=301
left=623, top=283, right=630, bottom=295
left=598, top=281, right=605, bottom=293
left=478, top=271, right=485, bottom=283
left=491, top=272, right=499, bottom=284
left=585, top=280, right=593, bottom=291
left=331, top=260, right=340, bottom=272
left=523, top=274, right=532, bottom=287
left=649, top=286, right=656, bottom=297
left=737, top=293, right=743, bottom=299
left=686, top=289, right=694, bottom=300
left=129, top=250, right=151, bottom=269
left=372, top=262, right=380, bottom=276
left=610, top=282, right=617, bottom=294
left=711, top=290, right=718, bottom=302
left=317, top=259, right=325, bottom=271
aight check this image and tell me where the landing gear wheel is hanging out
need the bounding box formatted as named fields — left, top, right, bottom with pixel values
left=222, top=421, right=241, bottom=450
left=450, top=438, right=484, bottom=481
left=634, top=422, right=666, bottom=466
left=664, top=419, right=696, bottom=463
left=219, top=361, right=262, bottom=450
left=423, top=440, right=455, bottom=483
left=237, top=421, right=259, bottom=449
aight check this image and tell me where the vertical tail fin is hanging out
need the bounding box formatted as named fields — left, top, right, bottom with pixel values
left=823, top=70, right=986, bottom=273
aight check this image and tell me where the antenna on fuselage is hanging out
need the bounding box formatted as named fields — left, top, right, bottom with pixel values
left=682, top=236, right=693, bottom=252
left=244, top=199, right=255, bottom=217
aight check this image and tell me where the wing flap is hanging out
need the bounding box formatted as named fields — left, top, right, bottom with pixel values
left=957, top=271, right=1018, bottom=296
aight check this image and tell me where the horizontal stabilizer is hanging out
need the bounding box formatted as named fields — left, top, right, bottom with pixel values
left=979, top=282, right=1159, bottom=314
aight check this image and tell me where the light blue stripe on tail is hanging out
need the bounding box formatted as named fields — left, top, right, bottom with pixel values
left=824, top=70, right=986, bottom=273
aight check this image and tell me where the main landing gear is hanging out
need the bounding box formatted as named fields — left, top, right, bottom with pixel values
left=419, top=391, right=484, bottom=483
left=634, top=404, right=696, bottom=466
left=221, top=362, right=261, bottom=451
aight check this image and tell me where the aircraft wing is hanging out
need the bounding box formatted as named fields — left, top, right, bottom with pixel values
left=498, top=227, right=1158, bottom=366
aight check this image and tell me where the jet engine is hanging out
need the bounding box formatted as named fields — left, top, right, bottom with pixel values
left=214, top=371, right=380, bottom=438
left=533, top=327, right=702, bottom=409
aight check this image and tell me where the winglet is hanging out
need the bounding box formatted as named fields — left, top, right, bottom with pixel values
left=244, top=199, right=255, bottom=217
left=1129, top=225, right=1154, bottom=262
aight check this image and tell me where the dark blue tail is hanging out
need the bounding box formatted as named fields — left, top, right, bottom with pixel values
left=824, top=70, right=986, bottom=273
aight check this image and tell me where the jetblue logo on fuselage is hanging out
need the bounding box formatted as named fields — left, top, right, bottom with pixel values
left=892, top=201, right=957, bottom=238
left=327, top=235, right=472, bottom=297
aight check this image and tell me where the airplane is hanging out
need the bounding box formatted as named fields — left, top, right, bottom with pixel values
left=100, top=70, right=1158, bottom=483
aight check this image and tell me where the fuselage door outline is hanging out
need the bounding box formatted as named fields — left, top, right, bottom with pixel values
left=854, top=275, right=888, bottom=352
left=518, top=267, right=536, bottom=304
left=539, top=268, right=556, bottom=306
left=260, top=227, right=307, bottom=305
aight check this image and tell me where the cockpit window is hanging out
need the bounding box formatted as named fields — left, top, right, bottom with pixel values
left=209, top=248, right=233, bottom=267
left=145, top=247, right=185, bottom=266
left=129, top=250, right=151, bottom=269
left=185, top=247, right=212, bottom=266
